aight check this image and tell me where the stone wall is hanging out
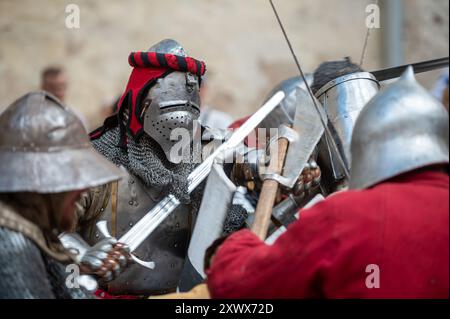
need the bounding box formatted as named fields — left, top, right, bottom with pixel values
left=0, top=0, right=448, bottom=130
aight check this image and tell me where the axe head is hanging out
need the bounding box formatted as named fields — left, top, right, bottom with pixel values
left=275, top=87, right=326, bottom=189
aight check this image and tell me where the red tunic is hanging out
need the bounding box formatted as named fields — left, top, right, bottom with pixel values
left=206, top=171, right=449, bottom=298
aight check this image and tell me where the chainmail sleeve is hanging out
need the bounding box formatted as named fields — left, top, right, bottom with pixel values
left=0, top=227, right=56, bottom=299
left=42, top=256, right=93, bottom=299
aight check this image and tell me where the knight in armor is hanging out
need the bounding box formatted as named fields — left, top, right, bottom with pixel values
left=228, top=58, right=379, bottom=235
left=172, top=59, right=380, bottom=294
left=0, top=91, right=130, bottom=299
left=205, top=67, right=449, bottom=298
left=69, top=39, right=216, bottom=296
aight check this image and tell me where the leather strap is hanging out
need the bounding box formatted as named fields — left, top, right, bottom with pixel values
left=111, top=181, right=119, bottom=238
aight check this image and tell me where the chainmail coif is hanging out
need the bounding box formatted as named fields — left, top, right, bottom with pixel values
left=92, top=127, right=195, bottom=204
left=127, top=132, right=196, bottom=204
left=91, top=127, right=128, bottom=168
left=92, top=127, right=246, bottom=231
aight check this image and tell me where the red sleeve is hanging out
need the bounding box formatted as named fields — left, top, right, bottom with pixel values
left=206, top=199, right=340, bottom=299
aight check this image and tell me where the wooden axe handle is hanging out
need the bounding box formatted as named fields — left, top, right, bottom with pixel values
left=251, top=137, right=289, bottom=240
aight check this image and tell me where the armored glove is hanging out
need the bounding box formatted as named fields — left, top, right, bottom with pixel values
left=291, top=158, right=321, bottom=197
left=232, top=153, right=321, bottom=199
left=79, top=238, right=131, bottom=282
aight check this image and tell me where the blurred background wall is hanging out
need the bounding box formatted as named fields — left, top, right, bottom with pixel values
left=0, top=0, right=448, bottom=130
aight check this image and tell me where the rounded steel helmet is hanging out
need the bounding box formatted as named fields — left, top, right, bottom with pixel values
left=315, top=72, right=380, bottom=179
left=0, top=91, right=122, bottom=193
left=142, top=39, right=201, bottom=163
left=350, top=67, right=449, bottom=190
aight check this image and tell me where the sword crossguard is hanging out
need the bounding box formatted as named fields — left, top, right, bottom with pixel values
left=96, top=220, right=112, bottom=238
left=130, top=255, right=156, bottom=270
left=95, top=220, right=156, bottom=270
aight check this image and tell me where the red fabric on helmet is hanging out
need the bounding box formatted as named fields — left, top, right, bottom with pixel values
left=91, top=51, right=207, bottom=142
left=117, top=67, right=168, bottom=137
left=119, top=52, right=206, bottom=139
left=128, top=52, right=206, bottom=77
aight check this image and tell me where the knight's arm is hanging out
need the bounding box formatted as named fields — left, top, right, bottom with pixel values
left=0, top=228, right=57, bottom=299
left=61, top=183, right=131, bottom=283
left=205, top=200, right=336, bottom=299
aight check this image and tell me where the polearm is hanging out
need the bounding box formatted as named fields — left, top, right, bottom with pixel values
left=262, top=0, right=449, bottom=242
left=96, top=91, right=286, bottom=267
left=371, top=57, right=449, bottom=82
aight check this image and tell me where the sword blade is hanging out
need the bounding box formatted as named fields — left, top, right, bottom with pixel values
left=119, top=195, right=179, bottom=251
left=119, top=91, right=285, bottom=252
left=371, top=57, right=449, bottom=82
left=188, top=91, right=286, bottom=192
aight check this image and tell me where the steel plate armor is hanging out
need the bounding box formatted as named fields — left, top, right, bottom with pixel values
left=350, top=67, right=449, bottom=190
left=79, top=169, right=192, bottom=295
left=142, top=40, right=201, bottom=163
left=314, top=72, right=379, bottom=188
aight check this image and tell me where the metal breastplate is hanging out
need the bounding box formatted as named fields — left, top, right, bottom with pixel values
left=83, top=169, right=192, bottom=295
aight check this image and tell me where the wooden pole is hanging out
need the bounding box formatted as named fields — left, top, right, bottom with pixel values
left=251, top=137, right=289, bottom=240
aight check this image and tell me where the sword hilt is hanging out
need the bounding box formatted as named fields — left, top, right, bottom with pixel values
left=95, top=220, right=155, bottom=270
